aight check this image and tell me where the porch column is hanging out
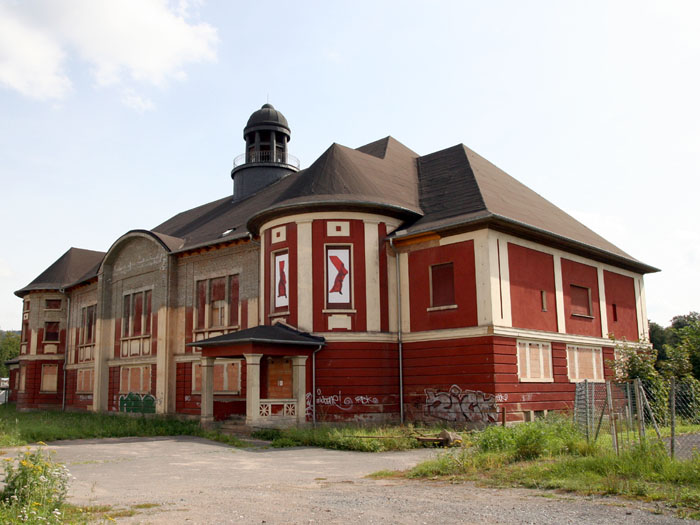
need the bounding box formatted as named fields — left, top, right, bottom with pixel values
left=200, top=356, right=215, bottom=427
left=292, top=355, right=308, bottom=425
left=244, top=354, right=263, bottom=426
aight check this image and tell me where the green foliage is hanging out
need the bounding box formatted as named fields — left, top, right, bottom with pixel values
left=408, top=420, right=700, bottom=516
left=0, top=446, right=70, bottom=524
left=0, top=404, right=245, bottom=448
left=256, top=424, right=453, bottom=452
left=0, top=330, right=20, bottom=377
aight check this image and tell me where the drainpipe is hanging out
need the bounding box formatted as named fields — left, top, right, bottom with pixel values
left=61, top=292, right=70, bottom=411
left=388, top=238, right=404, bottom=424
left=312, top=343, right=323, bottom=426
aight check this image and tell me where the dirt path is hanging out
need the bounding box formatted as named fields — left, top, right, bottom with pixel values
left=40, top=436, right=691, bottom=524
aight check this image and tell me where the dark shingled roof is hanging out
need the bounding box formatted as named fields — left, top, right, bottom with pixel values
left=24, top=135, right=655, bottom=293
left=15, top=247, right=105, bottom=297
left=187, top=323, right=325, bottom=348
left=398, top=144, right=657, bottom=272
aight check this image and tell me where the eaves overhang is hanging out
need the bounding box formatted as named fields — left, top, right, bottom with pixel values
left=393, top=213, right=660, bottom=275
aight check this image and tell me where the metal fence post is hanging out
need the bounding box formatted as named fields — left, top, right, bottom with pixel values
left=670, top=377, right=676, bottom=459
left=584, top=379, right=590, bottom=441
left=606, top=380, right=618, bottom=455
left=634, top=378, right=646, bottom=441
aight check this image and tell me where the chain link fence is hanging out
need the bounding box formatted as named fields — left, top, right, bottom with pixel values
left=574, top=378, right=700, bottom=459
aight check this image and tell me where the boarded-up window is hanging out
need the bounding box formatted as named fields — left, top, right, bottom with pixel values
left=23, top=300, right=30, bottom=312
left=122, top=291, right=152, bottom=338
left=120, top=365, right=151, bottom=394
left=567, top=345, right=604, bottom=381
left=570, top=285, right=592, bottom=316
left=195, top=276, right=240, bottom=330
left=192, top=360, right=241, bottom=394
left=44, top=322, right=60, bottom=342
left=517, top=340, right=553, bottom=382
left=81, top=305, right=96, bottom=346
left=40, top=364, right=58, bottom=392
left=431, top=263, right=455, bottom=307
left=210, top=277, right=226, bottom=328
left=19, top=366, right=26, bottom=392
left=21, top=320, right=29, bottom=343
left=45, top=299, right=61, bottom=310
left=76, top=369, right=94, bottom=394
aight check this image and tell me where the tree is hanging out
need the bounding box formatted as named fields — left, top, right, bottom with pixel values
left=0, top=331, right=20, bottom=377
left=675, top=318, right=700, bottom=380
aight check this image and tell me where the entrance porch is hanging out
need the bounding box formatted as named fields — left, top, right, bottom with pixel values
left=188, top=324, right=324, bottom=428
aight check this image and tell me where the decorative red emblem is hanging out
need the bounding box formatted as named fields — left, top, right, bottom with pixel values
left=277, top=260, right=287, bottom=298
left=328, top=255, right=348, bottom=294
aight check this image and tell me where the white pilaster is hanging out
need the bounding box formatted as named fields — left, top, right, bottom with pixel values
left=200, top=356, right=215, bottom=427
left=244, top=353, right=263, bottom=426
left=364, top=222, right=381, bottom=332
left=297, top=220, right=313, bottom=332
left=597, top=267, right=609, bottom=338
left=292, top=355, right=308, bottom=425
left=553, top=254, right=566, bottom=333
left=474, top=230, right=494, bottom=326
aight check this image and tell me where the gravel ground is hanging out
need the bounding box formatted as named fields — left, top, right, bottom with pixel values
left=38, top=436, right=693, bottom=524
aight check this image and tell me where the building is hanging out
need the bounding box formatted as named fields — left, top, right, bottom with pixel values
left=8, top=104, right=658, bottom=427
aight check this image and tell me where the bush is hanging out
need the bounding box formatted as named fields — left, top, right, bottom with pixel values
left=0, top=445, right=70, bottom=524
left=476, top=425, right=515, bottom=453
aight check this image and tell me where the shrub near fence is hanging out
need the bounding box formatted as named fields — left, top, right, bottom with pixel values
left=574, top=378, right=700, bottom=459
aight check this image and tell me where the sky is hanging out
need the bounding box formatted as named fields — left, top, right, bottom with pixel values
left=0, top=0, right=698, bottom=330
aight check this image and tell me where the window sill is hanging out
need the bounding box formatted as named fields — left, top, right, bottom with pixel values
left=121, top=335, right=151, bottom=341
left=269, top=311, right=289, bottom=318
left=571, top=313, right=595, bottom=320
left=427, top=304, right=458, bottom=312
left=518, top=378, right=554, bottom=383
left=569, top=378, right=605, bottom=383
left=323, top=308, right=356, bottom=314
left=42, top=340, right=60, bottom=344
left=193, top=326, right=239, bottom=334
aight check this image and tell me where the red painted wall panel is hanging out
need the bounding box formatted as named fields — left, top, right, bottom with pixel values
left=508, top=243, right=558, bottom=332
left=311, top=220, right=367, bottom=332
left=264, top=222, right=298, bottom=327
left=561, top=258, right=602, bottom=337
left=408, top=241, right=478, bottom=332
left=604, top=270, right=639, bottom=341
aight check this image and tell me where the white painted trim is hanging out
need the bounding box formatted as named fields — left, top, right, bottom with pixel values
left=387, top=249, right=398, bottom=333
left=15, top=354, right=65, bottom=362
left=364, top=222, right=381, bottom=332
left=296, top=220, right=313, bottom=332
left=472, top=229, right=493, bottom=326
left=259, top=230, right=265, bottom=323
left=260, top=212, right=402, bottom=234
left=553, top=254, right=566, bottom=333
left=638, top=276, right=649, bottom=340
left=497, top=234, right=513, bottom=327
left=597, top=267, right=609, bottom=337
left=399, top=251, right=411, bottom=333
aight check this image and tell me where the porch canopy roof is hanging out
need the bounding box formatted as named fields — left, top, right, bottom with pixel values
left=186, top=324, right=325, bottom=358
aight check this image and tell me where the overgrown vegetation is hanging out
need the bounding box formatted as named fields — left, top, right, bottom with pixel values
left=252, top=424, right=454, bottom=452
left=0, top=330, right=20, bottom=377
left=0, top=446, right=69, bottom=524
left=650, top=311, right=700, bottom=380
left=0, top=404, right=245, bottom=448
left=406, top=417, right=700, bottom=518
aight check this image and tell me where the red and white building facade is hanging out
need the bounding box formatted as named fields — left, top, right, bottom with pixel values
left=8, top=104, right=657, bottom=426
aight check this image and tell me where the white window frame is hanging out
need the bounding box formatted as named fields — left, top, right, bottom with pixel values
left=567, top=345, right=604, bottom=382
left=517, top=340, right=554, bottom=382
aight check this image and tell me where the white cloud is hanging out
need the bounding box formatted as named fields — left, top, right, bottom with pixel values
left=121, top=89, right=155, bottom=112
left=0, top=4, right=71, bottom=100
left=0, top=0, right=217, bottom=106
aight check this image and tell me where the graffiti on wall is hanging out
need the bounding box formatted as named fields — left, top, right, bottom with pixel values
left=119, top=392, right=156, bottom=414
left=424, top=385, right=498, bottom=423
left=314, top=389, right=379, bottom=412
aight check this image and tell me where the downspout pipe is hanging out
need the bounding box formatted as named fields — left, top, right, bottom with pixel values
left=388, top=238, right=404, bottom=424
left=60, top=291, right=70, bottom=411
left=312, top=343, right=323, bottom=426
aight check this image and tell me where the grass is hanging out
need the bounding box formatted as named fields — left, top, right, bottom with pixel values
left=0, top=404, right=245, bottom=448
left=251, top=424, right=461, bottom=452
left=404, top=416, right=700, bottom=519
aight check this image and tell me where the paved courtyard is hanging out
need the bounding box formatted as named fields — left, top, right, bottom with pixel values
left=42, top=436, right=691, bottom=524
